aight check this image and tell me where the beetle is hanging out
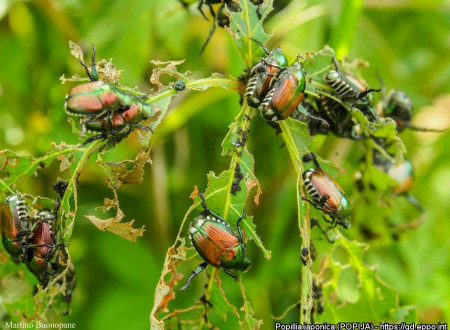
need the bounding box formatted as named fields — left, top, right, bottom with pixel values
left=1, top=194, right=34, bottom=262
left=324, top=56, right=379, bottom=121
left=302, top=153, right=351, bottom=229
left=245, top=40, right=288, bottom=108
left=26, top=208, right=67, bottom=286
left=374, top=156, right=424, bottom=213
left=180, top=193, right=251, bottom=291
left=383, top=90, right=445, bottom=133
left=259, top=62, right=307, bottom=121
left=64, top=46, right=151, bottom=136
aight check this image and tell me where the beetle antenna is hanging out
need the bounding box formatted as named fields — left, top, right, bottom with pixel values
left=250, top=38, right=270, bottom=55
left=331, top=54, right=341, bottom=73
left=79, top=60, right=94, bottom=81
left=404, top=125, right=446, bottom=133
left=236, top=211, right=246, bottom=242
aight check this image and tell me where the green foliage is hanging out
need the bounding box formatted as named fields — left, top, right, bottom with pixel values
left=0, top=0, right=449, bottom=328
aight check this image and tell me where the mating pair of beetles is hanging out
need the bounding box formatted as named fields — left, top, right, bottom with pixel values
left=64, top=46, right=152, bottom=145
left=244, top=39, right=329, bottom=129
left=181, top=153, right=350, bottom=290
left=0, top=194, right=76, bottom=313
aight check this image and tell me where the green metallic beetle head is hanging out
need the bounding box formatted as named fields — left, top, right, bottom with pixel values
left=336, top=193, right=351, bottom=229
left=290, top=62, right=307, bottom=89
left=269, top=47, right=288, bottom=68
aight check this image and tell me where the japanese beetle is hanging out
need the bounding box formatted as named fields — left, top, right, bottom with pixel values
left=1, top=194, right=33, bottom=262
left=383, top=90, right=445, bottom=133
left=245, top=40, right=288, bottom=108
left=324, top=56, right=379, bottom=121
left=302, top=153, right=351, bottom=229
left=374, top=156, right=424, bottom=212
left=180, top=193, right=251, bottom=291
left=259, top=62, right=306, bottom=121
left=26, top=210, right=67, bottom=286
left=64, top=46, right=151, bottom=134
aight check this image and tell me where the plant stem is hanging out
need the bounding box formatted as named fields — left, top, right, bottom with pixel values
left=59, top=139, right=103, bottom=241
left=279, top=121, right=313, bottom=323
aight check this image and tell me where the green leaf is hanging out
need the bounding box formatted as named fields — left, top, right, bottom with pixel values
left=209, top=274, right=239, bottom=321
left=227, top=0, right=274, bottom=67
left=317, top=236, right=401, bottom=322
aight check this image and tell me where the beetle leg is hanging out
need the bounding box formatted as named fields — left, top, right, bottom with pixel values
left=206, top=2, right=215, bottom=19
left=107, top=111, right=114, bottom=132
left=236, top=211, right=247, bottom=242
left=199, top=12, right=217, bottom=55
left=327, top=216, right=338, bottom=229
left=358, top=88, right=381, bottom=100
left=130, top=124, right=153, bottom=133
left=198, top=193, right=212, bottom=217
left=254, top=0, right=262, bottom=20
left=81, top=133, right=105, bottom=146
left=250, top=38, right=270, bottom=55
left=304, top=152, right=321, bottom=170
left=318, top=194, right=329, bottom=206
left=180, top=261, right=208, bottom=291
left=223, top=268, right=238, bottom=281
left=197, top=0, right=209, bottom=20
left=306, top=113, right=329, bottom=127
left=302, top=197, right=319, bottom=209
left=405, top=125, right=446, bottom=132
left=403, top=193, right=425, bottom=214
left=311, top=217, right=334, bottom=244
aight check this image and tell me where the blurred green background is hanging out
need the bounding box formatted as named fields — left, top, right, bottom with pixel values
left=0, top=0, right=449, bottom=328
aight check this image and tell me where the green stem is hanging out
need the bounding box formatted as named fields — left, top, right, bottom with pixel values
left=279, top=121, right=313, bottom=323
left=198, top=267, right=218, bottom=329
left=0, top=178, right=15, bottom=195
left=59, top=140, right=103, bottom=242
left=199, top=103, right=254, bottom=326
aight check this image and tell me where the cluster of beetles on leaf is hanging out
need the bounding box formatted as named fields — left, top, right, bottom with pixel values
left=61, top=39, right=443, bottom=291
left=0, top=0, right=445, bottom=319
left=1, top=191, right=75, bottom=314
left=179, top=38, right=444, bottom=289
